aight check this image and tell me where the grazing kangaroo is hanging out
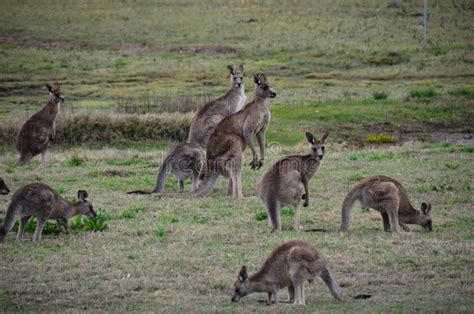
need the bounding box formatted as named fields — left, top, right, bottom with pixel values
left=16, top=83, right=64, bottom=166
left=194, top=73, right=276, bottom=198
left=0, top=177, right=10, bottom=195
left=0, top=183, right=96, bottom=242
left=188, top=64, right=246, bottom=149
left=128, top=143, right=206, bottom=194
left=340, top=175, right=433, bottom=232
left=231, top=240, right=343, bottom=305
left=257, top=132, right=329, bottom=232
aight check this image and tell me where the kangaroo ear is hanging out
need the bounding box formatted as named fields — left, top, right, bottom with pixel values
left=239, top=266, right=248, bottom=282
left=305, top=132, right=316, bottom=144
left=421, top=202, right=429, bottom=214
left=227, top=65, right=236, bottom=75
left=423, top=202, right=432, bottom=213
left=321, top=131, right=330, bottom=144
left=77, top=190, right=88, bottom=202
left=46, top=84, right=54, bottom=93
left=238, top=64, right=244, bottom=73
left=253, top=74, right=261, bottom=85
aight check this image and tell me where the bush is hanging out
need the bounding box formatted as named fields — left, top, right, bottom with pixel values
left=66, top=154, right=85, bottom=167
left=365, top=133, right=397, bottom=144
left=255, top=209, right=268, bottom=221
left=408, top=87, right=438, bottom=99
left=373, top=91, right=388, bottom=100
left=0, top=112, right=193, bottom=145
left=119, top=204, right=145, bottom=219
left=71, top=209, right=111, bottom=232
left=448, top=87, right=474, bottom=98
left=155, top=225, right=166, bottom=240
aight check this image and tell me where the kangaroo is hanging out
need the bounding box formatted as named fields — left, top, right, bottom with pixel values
left=231, top=240, right=343, bottom=305
left=188, top=64, right=246, bottom=149
left=193, top=73, right=276, bottom=198
left=16, top=83, right=64, bottom=166
left=257, top=132, right=329, bottom=232
left=127, top=143, right=206, bottom=194
left=0, top=183, right=96, bottom=242
left=0, top=177, right=9, bottom=195
left=339, top=175, right=433, bottom=232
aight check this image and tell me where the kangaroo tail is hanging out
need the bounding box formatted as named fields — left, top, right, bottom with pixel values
left=151, top=160, right=169, bottom=193
left=340, top=184, right=362, bottom=232
left=320, top=264, right=344, bottom=301
left=127, top=158, right=170, bottom=194
left=0, top=204, right=18, bottom=242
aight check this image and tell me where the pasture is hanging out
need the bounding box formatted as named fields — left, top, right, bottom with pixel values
left=0, top=0, right=473, bottom=312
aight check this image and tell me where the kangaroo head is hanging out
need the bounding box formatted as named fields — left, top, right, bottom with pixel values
left=46, top=83, right=65, bottom=103
left=0, top=177, right=9, bottom=195
left=253, top=73, right=276, bottom=99
left=399, top=202, right=432, bottom=231
left=231, top=266, right=250, bottom=302
left=227, top=64, right=244, bottom=89
left=418, top=202, right=433, bottom=231
left=305, top=131, right=329, bottom=160
left=76, top=190, right=97, bottom=218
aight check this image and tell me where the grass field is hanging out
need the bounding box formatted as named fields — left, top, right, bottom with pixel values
left=0, top=0, right=473, bottom=312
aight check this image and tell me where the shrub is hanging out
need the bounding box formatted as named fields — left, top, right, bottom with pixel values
left=255, top=209, right=267, bottom=221
left=365, top=133, right=397, bottom=144
left=373, top=91, right=388, bottom=100
left=71, top=209, right=111, bottom=232
left=66, top=154, right=85, bottom=167
left=0, top=112, right=193, bottom=145
left=193, top=214, right=207, bottom=224
left=119, top=204, right=145, bottom=219
left=408, top=87, right=438, bottom=99
left=114, top=59, right=127, bottom=69
left=155, top=225, right=166, bottom=240
left=448, top=87, right=474, bottom=98
left=281, top=207, right=295, bottom=217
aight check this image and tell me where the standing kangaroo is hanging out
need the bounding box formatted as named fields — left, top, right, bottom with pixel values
left=16, top=83, right=64, bottom=166
left=0, top=183, right=96, bottom=242
left=194, top=73, right=276, bottom=198
left=188, top=64, right=246, bottom=149
left=340, top=175, right=433, bottom=232
left=128, top=65, right=244, bottom=194
left=128, top=143, right=206, bottom=194
left=231, top=240, right=343, bottom=305
left=0, top=177, right=10, bottom=195
left=258, top=132, right=329, bottom=232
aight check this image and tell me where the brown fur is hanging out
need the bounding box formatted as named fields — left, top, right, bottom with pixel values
left=340, top=175, right=433, bottom=232
left=187, top=64, right=246, bottom=149
left=0, top=177, right=9, bottom=195
left=193, top=73, right=276, bottom=198
left=258, top=132, right=329, bottom=232
left=127, top=143, right=205, bottom=194
left=231, top=240, right=343, bottom=305
left=0, top=183, right=96, bottom=242
left=16, top=83, right=64, bottom=166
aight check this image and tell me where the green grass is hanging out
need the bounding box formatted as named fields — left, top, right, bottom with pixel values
left=0, top=141, right=472, bottom=312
